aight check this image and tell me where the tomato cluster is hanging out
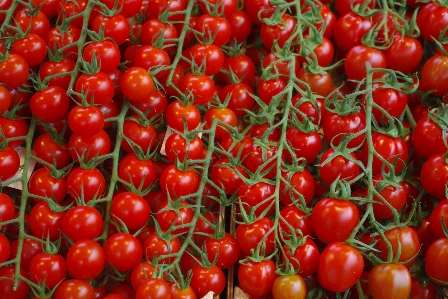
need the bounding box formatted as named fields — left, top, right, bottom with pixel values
left=0, top=0, right=448, bottom=298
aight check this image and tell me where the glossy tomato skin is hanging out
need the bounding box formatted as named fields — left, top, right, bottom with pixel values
left=413, top=116, right=447, bottom=160
left=29, top=201, right=65, bottom=241
left=430, top=200, right=448, bottom=239
left=159, top=165, right=200, bottom=199
left=0, top=266, right=30, bottom=299
left=33, top=133, right=71, bottom=169
left=165, top=100, right=201, bottom=132
left=0, top=193, right=15, bottom=228
left=285, top=127, right=322, bottom=165
left=371, top=175, right=407, bottom=221
left=66, top=167, right=106, bottom=202
left=143, top=232, right=180, bottom=264
left=61, top=205, right=104, bottom=242
left=110, top=192, right=150, bottom=231
left=0, top=147, right=20, bottom=181
left=121, top=67, right=154, bottom=102
left=280, top=170, right=315, bottom=206
left=238, top=259, right=278, bottom=297
left=0, top=54, right=29, bottom=89
left=210, top=159, right=247, bottom=195
left=118, top=154, right=157, bottom=191
left=384, top=35, right=423, bottom=74
left=420, top=154, right=448, bottom=199
left=236, top=217, right=275, bottom=256
left=68, top=130, right=111, bottom=162
left=409, top=277, right=438, bottom=299
left=318, top=242, right=364, bottom=292
left=204, top=233, right=240, bottom=269
left=0, top=115, right=28, bottom=149
left=238, top=182, right=276, bottom=217
left=68, top=105, right=105, bottom=137
left=345, top=45, right=387, bottom=81
left=426, top=238, right=448, bottom=285
left=29, top=252, right=67, bottom=288
left=422, top=55, right=448, bottom=96
left=154, top=200, right=194, bottom=235
left=190, top=265, right=226, bottom=297
left=66, top=239, right=105, bottom=280
left=334, top=12, right=372, bottom=52
left=136, top=278, right=171, bottom=299
left=105, top=233, right=143, bottom=272
left=282, top=238, right=320, bottom=277
left=368, top=264, right=411, bottom=299
left=319, top=149, right=360, bottom=186
left=272, top=275, right=307, bottom=299
left=279, top=205, right=315, bottom=240
left=54, top=279, right=95, bottom=299
left=375, top=227, right=420, bottom=268
left=312, top=198, right=359, bottom=243
left=360, top=132, right=408, bottom=175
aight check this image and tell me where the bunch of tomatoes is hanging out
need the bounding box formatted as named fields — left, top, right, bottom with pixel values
left=0, top=0, right=448, bottom=297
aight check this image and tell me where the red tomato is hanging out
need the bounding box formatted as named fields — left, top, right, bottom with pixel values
left=334, top=12, right=372, bottom=52
left=136, top=278, right=171, bottom=299
left=121, top=67, right=155, bottom=102
left=236, top=217, right=275, bottom=256
left=66, top=240, right=105, bottom=280
left=0, top=147, right=20, bottom=181
left=143, top=232, right=180, bottom=264
left=318, top=242, right=364, bottom=292
left=54, top=279, right=95, bottom=299
left=420, top=154, right=448, bottom=199
left=29, top=201, right=65, bottom=241
left=165, top=100, right=201, bottom=132
left=110, top=192, right=150, bottom=231
left=371, top=174, right=407, bottom=221
left=118, top=154, right=157, bottom=191
left=0, top=54, right=29, bottom=89
left=375, top=227, right=420, bottom=267
left=282, top=238, right=320, bottom=277
left=61, top=205, right=104, bottom=242
left=319, top=149, right=360, bottom=186
left=345, top=45, right=387, bottom=81
left=238, top=259, right=278, bottom=297
left=312, top=198, right=359, bottom=243
left=279, top=205, right=315, bottom=240
left=280, top=170, right=315, bottom=206
left=82, top=40, right=121, bottom=73
left=29, top=252, right=66, bottom=288
left=154, top=200, right=194, bottom=235
left=204, top=233, right=240, bottom=269
left=66, top=167, right=105, bottom=202
left=105, top=233, right=143, bottom=272
left=413, top=116, right=447, bottom=160
left=368, top=264, right=411, bottom=299
left=159, top=165, right=200, bottom=199
left=0, top=266, right=30, bottom=299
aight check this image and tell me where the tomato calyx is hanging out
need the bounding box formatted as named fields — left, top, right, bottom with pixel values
left=427, top=105, right=448, bottom=137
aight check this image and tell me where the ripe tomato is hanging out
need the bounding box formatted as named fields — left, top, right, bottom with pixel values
left=211, top=159, right=247, bottom=195
left=105, top=233, right=143, bottom=272
left=143, top=232, right=180, bottom=264
left=11, top=33, right=47, bottom=67
left=413, top=116, right=447, bottom=160
left=204, top=233, right=240, bottom=269
left=33, top=133, right=71, bottom=169
left=165, top=100, right=201, bottom=132
left=75, top=71, right=115, bottom=105
left=91, top=14, right=130, bottom=46
left=28, top=168, right=67, bottom=203
left=121, top=67, right=155, bottom=102
left=10, top=238, right=43, bottom=271
left=0, top=147, right=20, bottom=182
left=159, top=165, right=200, bottom=199
left=360, top=132, right=408, bottom=175
left=54, top=279, right=95, bottom=299
left=165, top=133, right=203, bottom=164
left=82, top=40, right=121, bottom=73
left=371, top=174, right=407, bottom=221
left=319, top=149, right=360, bottom=186
left=131, top=262, right=159, bottom=290
left=146, top=0, right=185, bottom=21
left=154, top=200, right=194, bottom=235
left=32, top=86, right=70, bottom=123
left=136, top=278, right=171, bottom=299
left=170, top=283, right=197, bottom=299
left=422, top=55, right=448, bottom=96
left=66, top=239, right=105, bottom=280
left=312, top=198, right=359, bottom=243
left=0, top=266, right=30, bottom=299
left=118, top=154, right=157, bottom=191
left=195, top=14, right=231, bottom=46
left=29, top=201, right=65, bottom=241
left=375, top=227, right=420, bottom=267
left=133, top=46, right=171, bottom=80
left=285, top=127, right=322, bottom=165
left=111, top=192, right=150, bottom=231
left=29, top=252, right=66, bottom=288
left=190, top=265, right=226, bottom=297
left=0, top=54, right=29, bottom=89
left=272, top=275, right=307, bottom=299
left=334, top=12, right=372, bottom=52
left=67, top=167, right=105, bottom=202
left=260, top=14, right=297, bottom=49
left=236, top=217, right=275, bottom=256
left=61, top=205, right=104, bottom=242
left=279, top=205, right=315, bottom=240
left=368, top=264, right=411, bottom=299
left=384, top=35, right=423, bottom=74
left=420, top=154, right=448, bottom=199
left=318, top=242, right=364, bottom=292
left=238, top=182, right=276, bottom=217
left=0, top=233, right=10, bottom=263
left=204, top=107, right=238, bottom=139
left=45, top=25, right=81, bottom=60
left=238, top=259, right=278, bottom=297
left=345, top=45, right=387, bottom=81
left=323, top=111, right=367, bottom=148
left=280, top=170, right=315, bottom=206
left=282, top=238, right=320, bottom=277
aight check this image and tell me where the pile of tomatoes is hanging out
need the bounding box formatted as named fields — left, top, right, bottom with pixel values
left=0, top=0, right=448, bottom=298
